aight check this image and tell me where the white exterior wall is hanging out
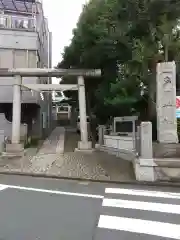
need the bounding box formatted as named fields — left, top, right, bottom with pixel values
left=0, top=29, right=38, bottom=49
left=0, top=46, right=40, bottom=103
left=0, top=5, right=51, bottom=105
left=0, top=2, right=52, bottom=137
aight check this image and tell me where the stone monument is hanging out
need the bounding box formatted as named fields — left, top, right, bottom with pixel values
left=156, top=61, right=178, bottom=143
left=134, top=62, right=180, bottom=182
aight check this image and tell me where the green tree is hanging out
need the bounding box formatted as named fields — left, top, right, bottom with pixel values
left=58, top=0, right=180, bottom=122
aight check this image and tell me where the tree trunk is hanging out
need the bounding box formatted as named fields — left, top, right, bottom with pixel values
left=165, top=44, right=169, bottom=62
left=148, top=68, right=156, bottom=120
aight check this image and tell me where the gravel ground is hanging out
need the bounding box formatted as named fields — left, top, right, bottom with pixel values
left=50, top=151, right=135, bottom=181
left=0, top=127, right=135, bottom=181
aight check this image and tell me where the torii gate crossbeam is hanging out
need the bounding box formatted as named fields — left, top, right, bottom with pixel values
left=0, top=68, right=101, bottom=77
left=22, top=84, right=78, bottom=91
left=0, top=68, right=101, bottom=154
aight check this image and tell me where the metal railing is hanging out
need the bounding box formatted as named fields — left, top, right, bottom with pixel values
left=0, top=14, right=36, bottom=31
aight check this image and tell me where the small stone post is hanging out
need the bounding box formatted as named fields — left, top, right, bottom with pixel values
left=98, top=125, right=106, bottom=145
left=140, top=122, right=153, bottom=160
left=132, top=119, right=136, bottom=150
left=136, top=126, right=141, bottom=156
left=0, top=130, right=5, bottom=153
left=134, top=122, right=156, bottom=182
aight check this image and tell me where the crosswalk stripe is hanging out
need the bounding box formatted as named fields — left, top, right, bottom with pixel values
left=96, top=187, right=180, bottom=239
left=102, top=198, right=180, bottom=214
left=105, top=188, right=180, bottom=199
left=98, top=215, right=180, bottom=239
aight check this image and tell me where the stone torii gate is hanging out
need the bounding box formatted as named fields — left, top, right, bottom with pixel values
left=0, top=68, right=101, bottom=154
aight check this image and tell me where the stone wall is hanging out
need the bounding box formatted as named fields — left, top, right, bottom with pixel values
left=153, top=142, right=180, bottom=158
left=134, top=121, right=180, bottom=181
left=96, top=125, right=136, bottom=161
left=154, top=159, right=180, bottom=181
left=133, top=62, right=180, bottom=182
left=104, top=135, right=134, bottom=151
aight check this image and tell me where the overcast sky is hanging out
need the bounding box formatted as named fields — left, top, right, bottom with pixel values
left=42, top=0, right=88, bottom=68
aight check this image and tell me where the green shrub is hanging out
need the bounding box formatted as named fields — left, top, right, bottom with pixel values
left=24, top=137, right=39, bottom=148
left=177, top=119, right=180, bottom=141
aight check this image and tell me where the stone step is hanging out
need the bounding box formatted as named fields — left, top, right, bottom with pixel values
left=154, top=158, right=180, bottom=168
left=1, top=151, right=24, bottom=159
left=5, top=143, right=24, bottom=153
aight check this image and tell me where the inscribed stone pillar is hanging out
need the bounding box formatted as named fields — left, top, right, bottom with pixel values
left=140, top=122, right=153, bottom=159
left=156, top=62, right=178, bottom=143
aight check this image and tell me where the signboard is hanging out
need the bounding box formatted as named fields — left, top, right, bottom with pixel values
left=176, top=96, right=180, bottom=118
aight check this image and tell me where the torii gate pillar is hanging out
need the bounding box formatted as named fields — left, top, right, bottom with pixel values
left=6, top=75, right=24, bottom=155
left=10, top=75, right=93, bottom=153
left=0, top=68, right=101, bottom=155
left=76, top=76, right=92, bottom=152
left=12, top=75, right=22, bottom=144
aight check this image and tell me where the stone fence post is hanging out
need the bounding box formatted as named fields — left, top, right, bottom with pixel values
left=134, top=122, right=156, bottom=182
left=135, top=126, right=141, bottom=156
left=98, top=125, right=106, bottom=145
left=0, top=130, right=5, bottom=153
left=140, top=122, right=153, bottom=160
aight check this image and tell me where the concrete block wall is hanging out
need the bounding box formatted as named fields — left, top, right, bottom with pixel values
left=0, top=113, right=27, bottom=142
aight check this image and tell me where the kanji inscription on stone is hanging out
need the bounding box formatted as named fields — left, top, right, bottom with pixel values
left=163, top=74, right=173, bottom=92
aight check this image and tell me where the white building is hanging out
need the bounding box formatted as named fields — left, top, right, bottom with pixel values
left=0, top=0, right=52, bottom=139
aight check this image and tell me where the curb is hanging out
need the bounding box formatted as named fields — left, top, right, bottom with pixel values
left=0, top=171, right=180, bottom=188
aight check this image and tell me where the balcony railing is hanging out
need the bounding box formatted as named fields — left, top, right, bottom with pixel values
left=0, top=15, right=36, bottom=31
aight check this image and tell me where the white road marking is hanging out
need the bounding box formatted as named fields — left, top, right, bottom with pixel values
left=0, top=185, right=8, bottom=191
left=98, top=215, right=180, bottom=239
left=0, top=184, right=103, bottom=199
left=106, top=188, right=180, bottom=199
left=103, top=198, right=180, bottom=214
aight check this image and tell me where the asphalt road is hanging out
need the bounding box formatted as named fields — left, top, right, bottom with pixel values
left=0, top=175, right=179, bottom=240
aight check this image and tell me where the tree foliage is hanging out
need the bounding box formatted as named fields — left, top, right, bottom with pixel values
left=58, top=0, right=180, bottom=122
